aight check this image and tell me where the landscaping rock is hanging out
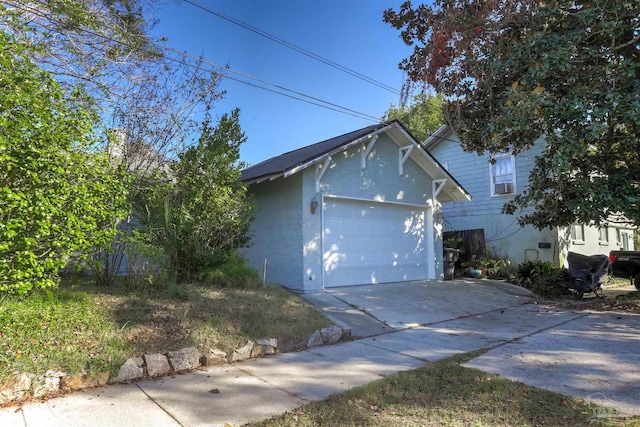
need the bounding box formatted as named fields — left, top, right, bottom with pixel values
left=33, top=370, right=65, bottom=398
left=341, top=327, right=352, bottom=341
left=275, top=334, right=295, bottom=353
left=320, top=326, right=343, bottom=345
left=0, top=373, right=34, bottom=404
left=201, top=348, right=227, bottom=367
left=60, top=373, right=84, bottom=392
left=231, top=341, right=254, bottom=362
left=113, top=358, right=144, bottom=383
left=251, top=339, right=275, bottom=358
left=167, top=347, right=201, bottom=372
left=144, top=354, right=171, bottom=377
left=60, top=372, right=109, bottom=392
left=306, top=330, right=323, bottom=348
left=269, top=338, right=278, bottom=349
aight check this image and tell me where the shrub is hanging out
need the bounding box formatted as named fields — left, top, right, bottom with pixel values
left=124, top=234, right=173, bottom=290
left=198, top=252, right=261, bottom=289
left=516, top=261, right=570, bottom=298
left=460, top=254, right=513, bottom=280
left=0, top=32, right=129, bottom=294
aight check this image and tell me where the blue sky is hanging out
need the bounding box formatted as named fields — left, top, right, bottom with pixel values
left=151, top=0, right=413, bottom=166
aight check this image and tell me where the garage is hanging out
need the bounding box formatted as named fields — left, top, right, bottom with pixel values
left=322, top=197, right=430, bottom=287
left=240, top=121, right=470, bottom=292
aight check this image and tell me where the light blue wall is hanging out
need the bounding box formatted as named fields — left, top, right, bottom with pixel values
left=429, top=131, right=559, bottom=264
left=245, top=132, right=442, bottom=292
left=241, top=174, right=304, bottom=290
left=301, top=133, right=440, bottom=290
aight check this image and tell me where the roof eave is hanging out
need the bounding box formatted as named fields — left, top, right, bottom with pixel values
left=282, top=123, right=397, bottom=179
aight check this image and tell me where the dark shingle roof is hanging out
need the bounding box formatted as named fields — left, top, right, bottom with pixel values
left=240, top=121, right=392, bottom=182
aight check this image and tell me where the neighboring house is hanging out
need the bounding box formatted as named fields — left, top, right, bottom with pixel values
left=425, top=125, right=636, bottom=266
left=240, top=120, right=470, bottom=292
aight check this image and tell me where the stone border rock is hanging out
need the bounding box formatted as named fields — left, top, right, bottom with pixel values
left=0, top=325, right=351, bottom=406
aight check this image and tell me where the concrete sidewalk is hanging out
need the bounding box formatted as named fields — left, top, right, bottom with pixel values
left=2, top=280, right=639, bottom=426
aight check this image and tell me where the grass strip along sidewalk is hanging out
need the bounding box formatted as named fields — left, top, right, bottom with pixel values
left=251, top=351, right=640, bottom=427
left=0, top=279, right=331, bottom=388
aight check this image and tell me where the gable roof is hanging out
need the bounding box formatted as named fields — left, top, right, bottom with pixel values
left=240, top=122, right=389, bottom=183
left=422, top=125, right=453, bottom=150
left=241, top=120, right=471, bottom=203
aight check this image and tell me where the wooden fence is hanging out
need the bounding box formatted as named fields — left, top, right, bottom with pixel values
left=443, top=228, right=486, bottom=261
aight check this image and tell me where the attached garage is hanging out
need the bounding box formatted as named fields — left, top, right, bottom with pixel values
left=240, top=120, right=470, bottom=292
left=322, top=197, right=430, bottom=287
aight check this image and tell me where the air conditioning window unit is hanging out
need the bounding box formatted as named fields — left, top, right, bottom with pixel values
left=494, top=182, right=513, bottom=194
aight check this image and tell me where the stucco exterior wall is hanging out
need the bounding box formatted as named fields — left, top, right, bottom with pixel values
left=301, top=133, right=440, bottom=290
left=429, top=132, right=560, bottom=264
left=241, top=174, right=304, bottom=290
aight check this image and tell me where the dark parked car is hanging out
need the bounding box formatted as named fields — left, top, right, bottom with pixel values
left=609, top=250, right=640, bottom=290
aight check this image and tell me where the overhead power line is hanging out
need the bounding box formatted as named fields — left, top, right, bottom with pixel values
left=160, top=44, right=381, bottom=122
left=182, top=0, right=401, bottom=96
left=7, top=1, right=381, bottom=122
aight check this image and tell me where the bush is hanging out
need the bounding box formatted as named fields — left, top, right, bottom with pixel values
left=124, top=235, right=173, bottom=290
left=0, top=32, right=129, bottom=295
left=459, top=255, right=514, bottom=280
left=516, top=261, right=570, bottom=298
left=198, top=253, right=261, bottom=289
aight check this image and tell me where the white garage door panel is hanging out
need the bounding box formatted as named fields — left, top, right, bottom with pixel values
left=323, top=198, right=429, bottom=287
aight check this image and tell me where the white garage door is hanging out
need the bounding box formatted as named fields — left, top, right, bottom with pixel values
left=322, top=197, right=429, bottom=287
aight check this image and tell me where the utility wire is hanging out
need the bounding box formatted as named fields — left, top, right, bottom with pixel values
left=160, top=44, right=381, bottom=121
left=7, top=1, right=381, bottom=122
left=182, top=0, right=401, bottom=95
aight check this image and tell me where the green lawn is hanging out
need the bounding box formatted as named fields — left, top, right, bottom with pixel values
left=0, top=278, right=331, bottom=385
left=250, top=351, right=639, bottom=427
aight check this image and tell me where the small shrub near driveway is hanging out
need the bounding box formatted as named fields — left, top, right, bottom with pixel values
left=0, top=279, right=331, bottom=385
left=516, top=261, right=570, bottom=298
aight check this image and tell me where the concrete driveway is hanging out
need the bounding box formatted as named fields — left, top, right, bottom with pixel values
left=304, top=279, right=640, bottom=417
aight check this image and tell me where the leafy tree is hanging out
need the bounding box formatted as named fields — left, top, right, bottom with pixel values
left=3, top=3, right=225, bottom=285
left=382, top=92, right=444, bottom=142
left=0, top=31, right=129, bottom=294
left=138, top=109, right=253, bottom=280
left=385, top=0, right=640, bottom=228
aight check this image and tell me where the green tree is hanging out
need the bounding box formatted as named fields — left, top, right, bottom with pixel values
left=0, top=31, right=129, bottom=294
left=382, top=92, right=444, bottom=142
left=139, top=109, right=253, bottom=280
left=385, top=0, right=640, bottom=228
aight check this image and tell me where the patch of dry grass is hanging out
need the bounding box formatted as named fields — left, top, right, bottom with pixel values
left=251, top=352, right=638, bottom=427
left=0, top=279, right=332, bottom=385
left=104, top=283, right=332, bottom=355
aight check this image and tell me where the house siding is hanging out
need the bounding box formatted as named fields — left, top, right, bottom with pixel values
left=301, top=132, right=441, bottom=290
left=559, top=225, right=636, bottom=266
left=429, top=132, right=560, bottom=264
left=241, top=174, right=304, bottom=290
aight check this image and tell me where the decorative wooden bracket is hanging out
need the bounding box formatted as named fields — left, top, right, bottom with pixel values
left=361, top=135, right=379, bottom=169
left=315, top=156, right=332, bottom=192
left=399, top=145, right=413, bottom=175
left=432, top=178, right=447, bottom=199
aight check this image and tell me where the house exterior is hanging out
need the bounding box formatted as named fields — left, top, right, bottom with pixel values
left=425, top=125, right=635, bottom=266
left=240, top=120, right=470, bottom=292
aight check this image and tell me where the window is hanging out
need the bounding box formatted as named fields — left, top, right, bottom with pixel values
left=571, top=224, right=585, bottom=243
left=598, top=227, right=609, bottom=245
left=490, top=155, right=516, bottom=196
